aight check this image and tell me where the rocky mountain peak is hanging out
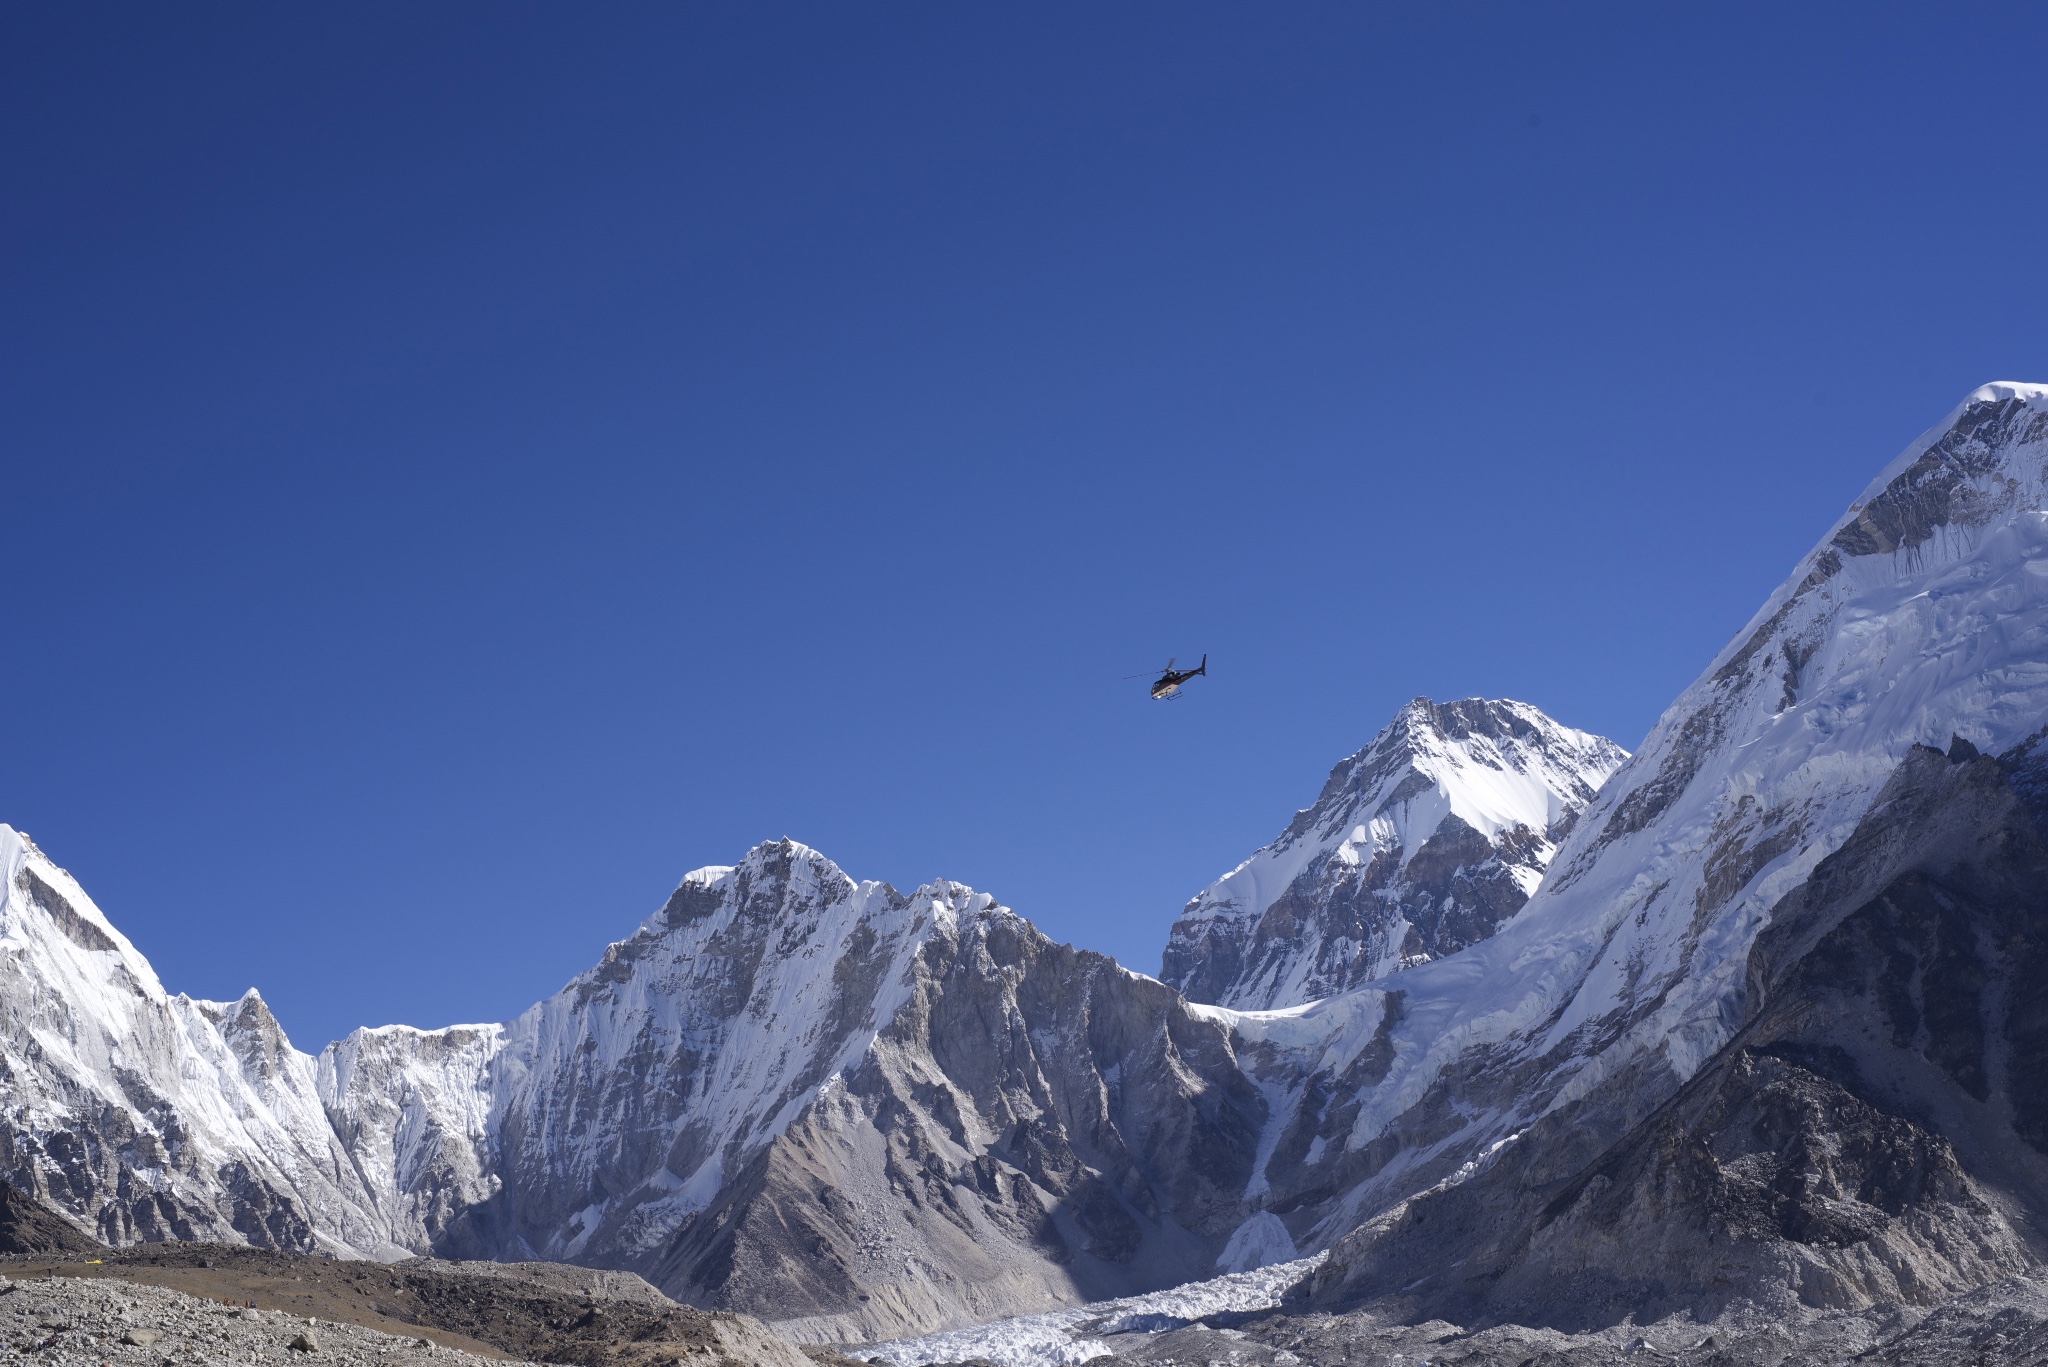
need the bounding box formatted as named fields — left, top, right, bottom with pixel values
left=1161, top=696, right=1627, bottom=1011
left=655, top=837, right=854, bottom=930
left=1395, top=694, right=1550, bottom=743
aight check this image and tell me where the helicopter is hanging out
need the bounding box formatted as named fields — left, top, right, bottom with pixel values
left=1129, top=654, right=1207, bottom=700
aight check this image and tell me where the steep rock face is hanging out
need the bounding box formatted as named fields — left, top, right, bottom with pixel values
left=642, top=906, right=1269, bottom=1341
left=1161, top=699, right=1626, bottom=1010
left=0, top=827, right=399, bottom=1257
left=317, top=1020, right=505, bottom=1254
left=1293, top=383, right=2048, bottom=1323
left=446, top=843, right=950, bottom=1269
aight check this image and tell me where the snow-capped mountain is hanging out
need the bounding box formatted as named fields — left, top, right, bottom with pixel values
left=0, top=830, right=1288, bottom=1340
left=318, top=840, right=1285, bottom=1341
left=1292, top=382, right=2048, bottom=1322
left=1161, top=698, right=1626, bottom=1010
left=315, top=845, right=943, bottom=1270
left=0, top=826, right=401, bottom=1256
left=8, top=383, right=2048, bottom=1351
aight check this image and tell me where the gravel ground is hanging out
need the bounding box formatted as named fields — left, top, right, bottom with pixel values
left=0, top=1272, right=537, bottom=1367
left=1, top=1243, right=810, bottom=1367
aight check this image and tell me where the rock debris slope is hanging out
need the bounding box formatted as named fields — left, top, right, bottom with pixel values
left=0, top=1272, right=534, bottom=1367
left=1, top=1243, right=815, bottom=1367
left=1161, top=698, right=1626, bottom=1010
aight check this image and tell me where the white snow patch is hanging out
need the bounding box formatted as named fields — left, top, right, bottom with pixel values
left=1216, top=1212, right=1299, bottom=1272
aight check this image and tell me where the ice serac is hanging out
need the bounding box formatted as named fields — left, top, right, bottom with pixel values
left=0, top=825, right=400, bottom=1257
left=1298, top=383, right=2048, bottom=1323
left=1162, top=698, right=1626, bottom=1010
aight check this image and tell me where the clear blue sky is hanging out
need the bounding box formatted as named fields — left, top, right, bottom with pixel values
left=5, top=3, right=2047, bottom=1049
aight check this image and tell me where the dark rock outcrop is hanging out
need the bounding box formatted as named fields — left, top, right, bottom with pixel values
left=0, top=1178, right=100, bottom=1258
